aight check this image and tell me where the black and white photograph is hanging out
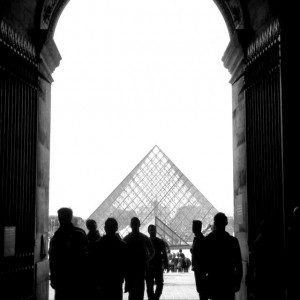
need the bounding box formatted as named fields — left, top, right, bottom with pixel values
left=0, top=1, right=299, bottom=300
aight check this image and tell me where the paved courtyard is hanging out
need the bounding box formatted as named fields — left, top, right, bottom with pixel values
left=49, top=271, right=199, bottom=300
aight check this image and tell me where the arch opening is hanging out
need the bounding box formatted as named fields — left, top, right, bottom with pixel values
left=50, top=0, right=233, bottom=219
left=48, top=1, right=234, bottom=298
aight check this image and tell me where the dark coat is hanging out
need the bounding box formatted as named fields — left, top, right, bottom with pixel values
left=49, top=223, right=88, bottom=291
left=204, top=230, right=243, bottom=299
left=191, top=233, right=205, bottom=270
left=93, top=234, right=128, bottom=285
left=149, top=236, right=168, bottom=269
left=123, top=232, right=155, bottom=274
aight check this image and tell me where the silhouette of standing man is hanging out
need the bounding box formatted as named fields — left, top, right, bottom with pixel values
left=146, top=224, right=169, bottom=300
left=191, top=220, right=207, bottom=300
left=123, top=217, right=155, bottom=300
left=49, top=207, right=88, bottom=300
left=92, top=217, right=128, bottom=300
left=203, top=212, right=243, bottom=300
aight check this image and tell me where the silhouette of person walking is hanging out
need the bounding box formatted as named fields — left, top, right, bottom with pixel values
left=92, top=217, right=128, bottom=300
left=146, top=224, right=169, bottom=300
left=49, top=207, right=88, bottom=300
left=123, top=217, right=155, bottom=300
left=286, top=206, right=300, bottom=300
left=203, top=212, right=243, bottom=300
left=191, top=220, right=207, bottom=300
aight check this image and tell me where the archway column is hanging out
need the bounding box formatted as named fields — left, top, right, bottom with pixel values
left=35, top=33, right=61, bottom=300
left=223, top=29, right=249, bottom=300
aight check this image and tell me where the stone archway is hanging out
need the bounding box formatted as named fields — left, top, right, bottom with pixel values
left=38, top=1, right=251, bottom=299
left=1, top=1, right=295, bottom=300
left=43, top=4, right=249, bottom=299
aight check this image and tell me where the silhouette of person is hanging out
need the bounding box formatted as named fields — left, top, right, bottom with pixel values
left=286, top=206, right=300, bottom=300
left=177, top=249, right=186, bottom=272
left=203, top=212, right=243, bottom=300
left=92, top=217, right=128, bottom=300
left=176, top=252, right=184, bottom=272
left=145, top=224, right=169, bottom=300
left=49, top=207, right=88, bottom=300
left=86, top=219, right=101, bottom=242
left=85, top=219, right=101, bottom=298
left=86, top=219, right=101, bottom=251
left=184, top=256, right=191, bottom=272
left=167, top=249, right=172, bottom=272
left=172, top=252, right=178, bottom=272
left=178, top=248, right=185, bottom=259
left=168, top=252, right=175, bottom=272
left=191, top=220, right=207, bottom=300
left=123, top=217, right=155, bottom=300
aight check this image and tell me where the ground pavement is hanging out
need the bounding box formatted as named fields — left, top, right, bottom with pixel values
left=49, top=271, right=199, bottom=300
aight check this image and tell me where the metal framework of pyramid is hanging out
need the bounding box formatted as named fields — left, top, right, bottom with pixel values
left=88, top=146, right=218, bottom=246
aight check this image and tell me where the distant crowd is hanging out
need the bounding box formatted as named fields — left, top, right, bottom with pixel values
left=167, top=249, right=191, bottom=273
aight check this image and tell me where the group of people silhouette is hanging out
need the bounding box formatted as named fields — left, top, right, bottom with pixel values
left=49, top=209, right=169, bottom=300
left=49, top=207, right=300, bottom=300
left=49, top=208, right=242, bottom=300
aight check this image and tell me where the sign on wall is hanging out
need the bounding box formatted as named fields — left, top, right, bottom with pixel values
left=4, top=226, right=16, bottom=257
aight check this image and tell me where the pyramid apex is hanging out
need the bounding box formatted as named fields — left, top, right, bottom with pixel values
left=151, top=145, right=162, bottom=154
left=148, top=145, right=158, bottom=155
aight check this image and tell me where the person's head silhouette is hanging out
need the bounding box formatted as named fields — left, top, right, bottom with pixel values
left=148, top=224, right=156, bottom=238
left=192, top=220, right=202, bottom=235
left=86, top=219, right=98, bottom=232
left=213, top=212, right=228, bottom=231
left=104, top=218, right=118, bottom=236
left=57, top=207, right=73, bottom=226
left=130, top=217, right=140, bottom=233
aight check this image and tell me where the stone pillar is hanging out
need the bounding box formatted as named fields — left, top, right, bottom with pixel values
left=1, top=19, right=39, bottom=300
left=34, top=32, right=61, bottom=300
left=222, top=30, right=248, bottom=300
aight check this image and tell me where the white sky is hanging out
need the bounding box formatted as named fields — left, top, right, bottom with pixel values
left=50, top=0, right=233, bottom=219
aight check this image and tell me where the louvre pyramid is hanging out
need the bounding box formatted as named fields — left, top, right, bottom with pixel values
left=88, top=146, right=218, bottom=245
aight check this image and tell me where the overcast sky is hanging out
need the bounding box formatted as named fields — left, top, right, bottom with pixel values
left=49, top=0, right=233, bottom=219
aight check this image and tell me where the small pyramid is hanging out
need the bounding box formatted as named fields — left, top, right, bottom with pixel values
left=88, top=146, right=218, bottom=245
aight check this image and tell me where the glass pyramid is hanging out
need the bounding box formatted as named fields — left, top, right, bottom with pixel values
left=88, top=146, right=218, bottom=246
